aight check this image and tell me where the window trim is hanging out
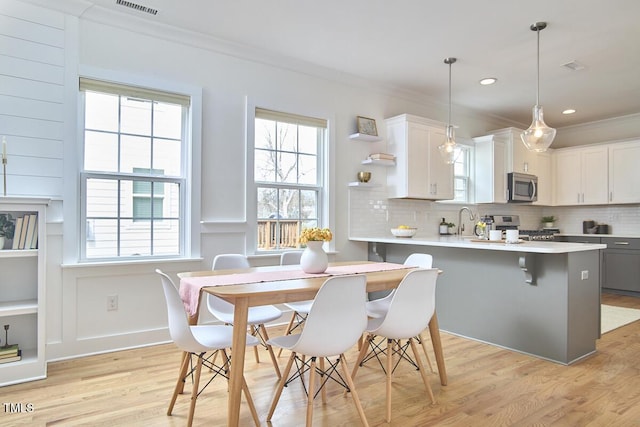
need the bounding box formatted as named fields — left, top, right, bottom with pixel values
left=246, top=99, right=334, bottom=254
left=71, top=67, right=202, bottom=264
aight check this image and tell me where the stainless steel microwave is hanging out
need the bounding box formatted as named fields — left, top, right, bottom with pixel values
left=507, top=172, right=537, bottom=202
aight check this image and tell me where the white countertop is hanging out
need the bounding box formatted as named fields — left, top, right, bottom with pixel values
left=350, top=235, right=606, bottom=253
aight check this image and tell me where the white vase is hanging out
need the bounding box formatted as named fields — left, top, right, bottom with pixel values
left=300, top=240, right=328, bottom=274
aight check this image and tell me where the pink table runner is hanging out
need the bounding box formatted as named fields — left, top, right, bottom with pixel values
left=180, top=262, right=413, bottom=316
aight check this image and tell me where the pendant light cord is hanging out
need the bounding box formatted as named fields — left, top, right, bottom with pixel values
left=448, top=60, right=452, bottom=125
left=536, top=25, right=540, bottom=106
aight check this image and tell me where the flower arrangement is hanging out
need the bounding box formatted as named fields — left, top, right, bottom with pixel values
left=300, top=227, right=333, bottom=244
left=475, top=221, right=487, bottom=231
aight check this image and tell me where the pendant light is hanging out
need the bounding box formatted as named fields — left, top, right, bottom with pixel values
left=521, top=21, right=556, bottom=152
left=438, top=57, right=460, bottom=164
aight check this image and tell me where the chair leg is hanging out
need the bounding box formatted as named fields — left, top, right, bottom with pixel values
left=386, top=339, right=393, bottom=423
left=267, top=351, right=296, bottom=422
left=260, top=323, right=282, bottom=379
left=277, top=312, right=298, bottom=357
left=409, top=338, right=436, bottom=404
left=418, top=332, right=435, bottom=373
left=306, top=357, right=317, bottom=427
left=319, top=357, right=327, bottom=403
left=187, top=354, right=204, bottom=427
left=168, top=351, right=191, bottom=415
left=351, top=333, right=372, bottom=381
left=340, top=354, right=370, bottom=427
left=242, top=375, right=261, bottom=427
left=251, top=326, right=261, bottom=363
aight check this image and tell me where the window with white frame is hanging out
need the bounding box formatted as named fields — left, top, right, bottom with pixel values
left=254, top=108, right=327, bottom=251
left=453, top=145, right=471, bottom=202
left=79, top=78, right=189, bottom=259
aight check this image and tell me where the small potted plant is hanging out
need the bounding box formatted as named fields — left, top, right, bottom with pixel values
left=0, top=213, right=16, bottom=249
left=541, top=215, right=556, bottom=228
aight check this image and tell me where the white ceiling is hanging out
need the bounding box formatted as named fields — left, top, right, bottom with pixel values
left=27, top=0, right=640, bottom=129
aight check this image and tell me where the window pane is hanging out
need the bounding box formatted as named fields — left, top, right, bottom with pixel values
left=85, top=92, right=118, bottom=132
left=280, top=188, right=299, bottom=218
left=153, top=138, right=181, bottom=176
left=277, top=152, right=297, bottom=183
left=85, top=219, right=118, bottom=258
left=153, top=219, right=180, bottom=256
left=121, top=135, right=151, bottom=172
left=298, top=126, right=318, bottom=155
left=84, top=131, right=118, bottom=172
left=255, top=149, right=275, bottom=182
left=298, top=154, right=317, bottom=185
left=278, top=122, right=297, bottom=152
left=255, top=118, right=275, bottom=150
left=153, top=102, right=182, bottom=139
left=86, top=178, right=119, bottom=217
left=120, top=218, right=151, bottom=256
left=121, top=97, right=151, bottom=135
left=300, top=190, right=318, bottom=219
left=257, top=187, right=277, bottom=219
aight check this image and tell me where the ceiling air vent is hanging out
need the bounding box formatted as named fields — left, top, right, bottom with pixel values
left=116, top=0, right=158, bottom=16
left=561, top=60, right=585, bottom=71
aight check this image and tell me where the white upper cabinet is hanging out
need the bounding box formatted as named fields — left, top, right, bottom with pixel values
left=473, top=127, right=553, bottom=205
left=608, top=140, right=640, bottom=204
left=385, top=114, right=453, bottom=200
left=554, top=145, right=608, bottom=205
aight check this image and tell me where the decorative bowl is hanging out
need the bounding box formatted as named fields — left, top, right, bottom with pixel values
left=391, top=227, right=417, bottom=238
left=357, top=171, right=371, bottom=182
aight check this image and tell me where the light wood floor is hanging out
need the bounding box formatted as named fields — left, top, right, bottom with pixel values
left=2, top=293, right=640, bottom=426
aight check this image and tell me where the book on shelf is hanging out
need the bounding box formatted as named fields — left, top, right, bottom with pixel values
left=0, top=344, right=19, bottom=357
left=30, top=219, right=38, bottom=249
left=24, top=214, right=37, bottom=250
left=17, top=215, right=29, bottom=249
left=368, top=153, right=396, bottom=160
left=0, top=350, right=22, bottom=364
left=11, top=216, right=23, bottom=250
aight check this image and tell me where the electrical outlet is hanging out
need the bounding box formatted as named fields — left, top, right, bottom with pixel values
left=581, top=270, right=589, bottom=280
left=107, top=295, right=118, bottom=311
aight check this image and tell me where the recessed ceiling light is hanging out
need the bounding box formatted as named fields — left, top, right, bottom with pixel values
left=562, top=109, right=576, bottom=115
left=479, top=78, right=497, bottom=85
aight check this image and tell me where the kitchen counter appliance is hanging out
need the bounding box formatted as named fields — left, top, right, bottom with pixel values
left=491, top=214, right=557, bottom=241
left=507, top=172, right=538, bottom=203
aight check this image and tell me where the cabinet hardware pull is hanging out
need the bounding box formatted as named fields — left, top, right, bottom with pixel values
left=614, top=241, right=630, bottom=245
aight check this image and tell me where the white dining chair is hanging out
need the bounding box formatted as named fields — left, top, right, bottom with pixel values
left=156, top=269, right=260, bottom=427
left=366, top=253, right=435, bottom=372
left=207, top=254, right=283, bottom=378
left=352, top=268, right=438, bottom=423
left=266, top=274, right=370, bottom=427
left=278, top=251, right=314, bottom=357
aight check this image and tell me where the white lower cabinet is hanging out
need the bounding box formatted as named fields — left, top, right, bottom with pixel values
left=0, top=197, right=49, bottom=386
left=385, top=114, right=453, bottom=200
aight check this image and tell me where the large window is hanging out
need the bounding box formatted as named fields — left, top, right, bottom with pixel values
left=79, top=78, right=189, bottom=259
left=453, top=145, right=471, bottom=202
left=254, top=108, right=327, bottom=251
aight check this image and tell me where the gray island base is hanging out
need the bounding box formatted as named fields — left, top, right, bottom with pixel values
left=356, top=237, right=605, bottom=365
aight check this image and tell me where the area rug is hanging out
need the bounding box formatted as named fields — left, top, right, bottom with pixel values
left=601, top=304, right=640, bottom=334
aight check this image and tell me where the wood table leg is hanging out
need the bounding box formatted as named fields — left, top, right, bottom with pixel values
left=428, top=311, right=448, bottom=386
left=228, top=297, right=249, bottom=427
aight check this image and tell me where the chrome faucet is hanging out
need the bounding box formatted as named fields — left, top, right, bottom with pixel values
left=457, top=206, right=476, bottom=236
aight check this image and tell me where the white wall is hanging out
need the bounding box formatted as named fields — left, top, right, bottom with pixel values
left=3, top=0, right=638, bottom=361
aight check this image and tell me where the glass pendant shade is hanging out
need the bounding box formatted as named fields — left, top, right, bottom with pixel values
left=438, top=125, right=460, bottom=164
left=521, top=104, right=556, bottom=152
left=521, top=22, right=555, bottom=152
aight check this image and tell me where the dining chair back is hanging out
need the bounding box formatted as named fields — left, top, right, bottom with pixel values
left=353, top=268, right=438, bottom=423
left=266, top=274, right=369, bottom=426
left=156, top=269, right=260, bottom=427
left=207, top=253, right=283, bottom=378
left=280, top=251, right=302, bottom=265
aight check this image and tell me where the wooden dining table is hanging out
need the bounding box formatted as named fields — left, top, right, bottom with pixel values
left=178, top=261, right=447, bottom=427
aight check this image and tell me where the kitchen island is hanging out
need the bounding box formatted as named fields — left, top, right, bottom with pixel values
left=351, top=235, right=606, bottom=364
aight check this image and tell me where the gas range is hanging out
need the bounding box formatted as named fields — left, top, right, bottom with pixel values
left=484, top=214, right=558, bottom=241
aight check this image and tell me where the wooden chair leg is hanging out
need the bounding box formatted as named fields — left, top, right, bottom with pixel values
left=267, top=352, right=296, bottom=422
left=187, top=354, right=203, bottom=427
left=418, top=332, right=435, bottom=373
left=277, top=312, right=297, bottom=357
left=168, top=351, right=191, bottom=415
left=306, top=357, right=317, bottom=427
left=242, top=375, right=261, bottom=427
left=409, top=338, right=436, bottom=404
left=260, top=324, right=282, bottom=379
left=340, top=354, right=370, bottom=427
left=319, top=357, right=327, bottom=403
left=351, top=333, right=372, bottom=381
left=386, top=339, right=393, bottom=423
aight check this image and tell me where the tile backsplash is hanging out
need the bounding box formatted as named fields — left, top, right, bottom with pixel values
left=348, top=188, right=640, bottom=237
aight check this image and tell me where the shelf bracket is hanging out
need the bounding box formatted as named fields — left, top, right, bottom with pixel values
left=518, top=253, right=536, bottom=285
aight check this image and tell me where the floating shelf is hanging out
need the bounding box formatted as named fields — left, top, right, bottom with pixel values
left=361, top=158, right=395, bottom=166
left=348, top=181, right=380, bottom=188
left=0, top=299, right=38, bottom=316
left=349, top=133, right=382, bottom=142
